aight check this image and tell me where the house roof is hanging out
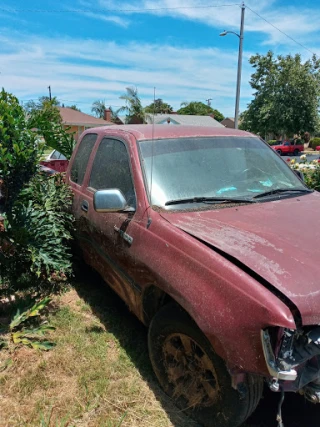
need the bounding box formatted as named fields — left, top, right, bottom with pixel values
left=58, top=107, right=113, bottom=127
left=146, top=114, right=224, bottom=127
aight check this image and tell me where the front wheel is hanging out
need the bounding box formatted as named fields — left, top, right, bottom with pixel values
left=276, top=149, right=282, bottom=155
left=148, top=303, right=263, bottom=427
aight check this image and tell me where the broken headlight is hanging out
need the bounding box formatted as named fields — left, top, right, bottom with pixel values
left=262, top=326, right=320, bottom=383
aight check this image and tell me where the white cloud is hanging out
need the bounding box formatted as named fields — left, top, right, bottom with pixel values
left=0, top=32, right=254, bottom=115
left=75, top=11, right=130, bottom=27
left=95, top=0, right=320, bottom=49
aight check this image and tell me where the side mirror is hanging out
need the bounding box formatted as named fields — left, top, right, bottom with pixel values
left=94, top=189, right=128, bottom=213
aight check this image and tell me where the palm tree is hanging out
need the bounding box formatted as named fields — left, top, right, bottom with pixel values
left=118, top=87, right=146, bottom=124
left=91, top=100, right=107, bottom=118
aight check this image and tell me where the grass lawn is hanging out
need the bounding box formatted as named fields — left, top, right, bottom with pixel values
left=0, top=267, right=319, bottom=427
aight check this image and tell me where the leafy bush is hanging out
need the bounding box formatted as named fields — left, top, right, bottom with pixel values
left=290, top=156, right=320, bottom=191
left=310, top=137, right=320, bottom=150
left=267, top=140, right=277, bottom=145
left=0, top=297, right=55, bottom=369
left=1, top=173, right=74, bottom=291
left=0, top=90, right=40, bottom=214
left=0, top=89, right=74, bottom=295
left=28, top=99, right=76, bottom=159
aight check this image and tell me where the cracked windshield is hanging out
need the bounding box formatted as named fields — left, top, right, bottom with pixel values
left=139, top=136, right=306, bottom=207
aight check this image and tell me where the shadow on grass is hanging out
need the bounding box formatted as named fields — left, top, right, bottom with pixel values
left=72, top=264, right=320, bottom=427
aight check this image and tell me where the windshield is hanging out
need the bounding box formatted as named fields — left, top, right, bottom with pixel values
left=138, top=136, right=306, bottom=208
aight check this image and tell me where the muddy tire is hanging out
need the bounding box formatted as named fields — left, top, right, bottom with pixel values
left=148, top=303, right=263, bottom=427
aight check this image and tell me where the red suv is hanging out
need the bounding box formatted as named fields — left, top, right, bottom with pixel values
left=66, top=126, right=320, bottom=427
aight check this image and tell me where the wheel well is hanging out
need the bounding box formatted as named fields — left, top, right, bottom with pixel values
left=142, top=285, right=174, bottom=325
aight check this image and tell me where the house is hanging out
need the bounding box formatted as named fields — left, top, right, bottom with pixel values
left=221, top=117, right=235, bottom=129
left=146, top=114, right=224, bottom=127
left=58, top=107, right=113, bottom=139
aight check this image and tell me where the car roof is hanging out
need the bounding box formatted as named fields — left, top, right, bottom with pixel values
left=83, top=124, right=255, bottom=141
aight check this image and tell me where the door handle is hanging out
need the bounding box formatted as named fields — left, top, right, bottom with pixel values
left=81, top=200, right=89, bottom=212
left=114, top=225, right=133, bottom=246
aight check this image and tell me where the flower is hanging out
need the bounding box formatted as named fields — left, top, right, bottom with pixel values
left=286, top=158, right=291, bottom=162
left=290, top=159, right=296, bottom=164
left=300, top=154, right=307, bottom=160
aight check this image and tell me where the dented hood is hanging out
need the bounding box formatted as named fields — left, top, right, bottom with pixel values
left=161, top=193, right=320, bottom=325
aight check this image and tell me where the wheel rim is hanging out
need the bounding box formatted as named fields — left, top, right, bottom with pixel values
left=162, top=333, right=220, bottom=409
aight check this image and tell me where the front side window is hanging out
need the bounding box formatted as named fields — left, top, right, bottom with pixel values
left=89, top=138, right=136, bottom=208
left=70, top=134, right=97, bottom=184
left=138, top=136, right=307, bottom=208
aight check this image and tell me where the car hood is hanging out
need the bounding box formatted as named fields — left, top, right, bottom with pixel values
left=161, top=193, right=320, bottom=325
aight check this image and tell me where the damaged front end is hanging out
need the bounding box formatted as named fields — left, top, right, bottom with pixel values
left=261, top=326, right=320, bottom=403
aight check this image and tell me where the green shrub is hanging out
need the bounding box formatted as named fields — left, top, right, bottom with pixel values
left=0, top=90, right=40, bottom=214
left=0, top=89, right=74, bottom=295
left=290, top=158, right=320, bottom=191
left=1, top=173, right=74, bottom=289
left=28, top=98, right=76, bottom=160
left=310, top=137, right=320, bottom=150
left=267, top=140, right=277, bottom=146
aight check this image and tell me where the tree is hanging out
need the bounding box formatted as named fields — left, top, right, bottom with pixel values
left=119, top=87, right=146, bottom=124
left=68, top=104, right=81, bottom=112
left=91, top=100, right=107, bottom=118
left=28, top=98, right=76, bottom=159
left=145, top=99, right=173, bottom=114
left=24, top=96, right=60, bottom=113
left=240, top=51, right=320, bottom=136
left=0, top=89, right=73, bottom=291
left=177, top=101, right=224, bottom=122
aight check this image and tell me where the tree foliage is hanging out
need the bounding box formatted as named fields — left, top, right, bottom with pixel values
left=0, top=90, right=39, bottom=214
left=28, top=99, right=76, bottom=159
left=240, top=51, right=320, bottom=136
left=68, top=104, right=81, bottom=112
left=145, top=99, right=173, bottom=114
left=177, top=101, right=224, bottom=121
left=24, top=96, right=60, bottom=114
left=91, top=100, right=107, bottom=118
left=0, top=89, right=74, bottom=294
left=119, top=87, right=146, bottom=124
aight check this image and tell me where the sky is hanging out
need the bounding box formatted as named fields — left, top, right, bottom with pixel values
left=1, top=0, right=320, bottom=117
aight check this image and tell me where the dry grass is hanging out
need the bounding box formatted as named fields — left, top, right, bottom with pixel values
left=0, top=268, right=319, bottom=427
left=0, top=272, right=196, bottom=427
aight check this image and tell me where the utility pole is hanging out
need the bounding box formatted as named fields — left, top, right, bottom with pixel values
left=206, top=98, right=212, bottom=107
left=219, top=2, right=245, bottom=129
left=234, top=3, right=245, bottom=129
left=48, top=85, right=52, bottom=101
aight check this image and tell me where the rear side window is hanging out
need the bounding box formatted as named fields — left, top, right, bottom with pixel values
left=70, top=134, right=97, bottom=184
left=89, top=138, right=136, bottom=208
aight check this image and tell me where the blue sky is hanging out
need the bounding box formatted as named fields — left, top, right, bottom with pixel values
left=1, top=0, right=320, bottom=117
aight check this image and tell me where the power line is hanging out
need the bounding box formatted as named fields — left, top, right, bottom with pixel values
left=0, top=4, right=239, bottom=13
left=21, top=98, right=123, bottom=107
left=246, top=5, right=317, bottom=56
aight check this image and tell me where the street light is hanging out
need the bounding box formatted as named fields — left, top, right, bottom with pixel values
left=219, top=2, right=245, bottom=129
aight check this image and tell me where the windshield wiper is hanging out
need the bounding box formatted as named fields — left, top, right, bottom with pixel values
left=165, top=197, right=255, bottom=206
left=253, top=188, right=312, bottom=199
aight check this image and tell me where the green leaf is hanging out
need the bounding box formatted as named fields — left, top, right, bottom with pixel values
left=9, top=297, right=51, bottom=330
left=31, top=341, right=56, bottom=351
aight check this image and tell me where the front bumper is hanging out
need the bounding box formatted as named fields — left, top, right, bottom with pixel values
left=261, top=330, right=297, bottom=381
